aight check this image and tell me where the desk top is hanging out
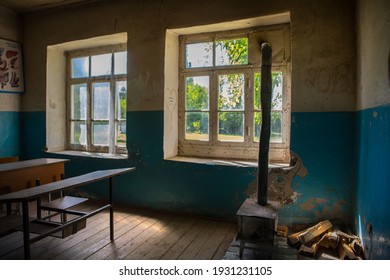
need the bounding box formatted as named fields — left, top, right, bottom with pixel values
left=0, top=158, right=69, bottom=173
left=0, top=167, right=135, bottom=203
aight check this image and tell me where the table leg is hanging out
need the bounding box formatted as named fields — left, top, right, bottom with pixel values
left=22, top=201, right=30, bottom=260
left=109, top=177, right=114, bottom=241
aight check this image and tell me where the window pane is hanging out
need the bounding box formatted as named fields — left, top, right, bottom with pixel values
left=272, top=72, right=283, bottom=110
left=253, top=111, right=282, bottom=143
left=114, top=51, right=127, bottom=75
left=216, top=38, right=248, bottom=66
left=218, top=74, right=245, bottom=110
left=91, top=54, right=111, bottom=76
left=218, top=112, right=244, bottom=142
left=185, top=112, right=209, bottom=141
left=116, top=121, right=126, bottom=147
left=93, top=82, right=110, bottom=120
left=254, top=72, right=283, bottom=110
left=116, top=81, right=127, bottom=120
left=271, top=111, right=282, bottom=142
left=253, top=112, right=262, bottom=142
left=185, top=76, right=209, bottom=110
left=70, top=121, right=86, bottom=145
left=92, top=121, right=109, bottom=146
left=71, top=57, right=89, bottom=78
left=71, top=84, right=87, bottom=120
left=185, top=42, right=213, bottom=68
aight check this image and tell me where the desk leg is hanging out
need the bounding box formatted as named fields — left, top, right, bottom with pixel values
left=109, top=177, right=114, bottom=241
left=22, top=201, right=30, bottom=260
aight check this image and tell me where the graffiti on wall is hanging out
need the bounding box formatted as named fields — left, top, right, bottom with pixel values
left=0, top=38, right=24, bottom=94
left=305, top=63, right=352, bottom=94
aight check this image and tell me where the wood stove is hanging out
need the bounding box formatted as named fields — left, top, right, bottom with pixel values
left=236, top=42, right=280, bottom=259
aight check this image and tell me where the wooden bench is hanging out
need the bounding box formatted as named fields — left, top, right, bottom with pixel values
left=0, top=158, right=69, bottom=193
left=0, top=156, right=19, bottom=164
left=0, top=158, right=68, bottom=215
left=0, top=167, right=135, bottom=259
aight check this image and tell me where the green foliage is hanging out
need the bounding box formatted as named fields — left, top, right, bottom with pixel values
left=118, top=86, right=127, bottom=119
left=254, top=72, right=283, bottom=109
left=219, top=38, right=248, bottom=65
left=184, top=38, right=283, bottom=140
left=185, top=77, right=209, bottom=134
left=218, top=74, right=244, bottom=110
left=185, top=77, right=208, bottom=110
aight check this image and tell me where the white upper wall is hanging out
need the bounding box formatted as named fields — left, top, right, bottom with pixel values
left=357, top=0, right=390, bottom=110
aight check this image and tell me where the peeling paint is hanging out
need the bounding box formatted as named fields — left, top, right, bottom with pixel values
left=245, top=152, right=307, bottom=205
left=315, top=199, right=348, bottom=222
left=299, top=197, right=326, bottom=211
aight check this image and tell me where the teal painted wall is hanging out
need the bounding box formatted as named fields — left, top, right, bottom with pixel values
left=20, top=110, right=356, bottom=225
left=280, top=112, right=356, bottom=228
left=20, top=112, right=46, bottom=160
left=356, top=104, right=390, bottom=259
left=0, top=111, right=21, bottom=158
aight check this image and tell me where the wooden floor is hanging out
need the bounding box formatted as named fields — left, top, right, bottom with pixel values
left=0, top=200, right=237, bottom=260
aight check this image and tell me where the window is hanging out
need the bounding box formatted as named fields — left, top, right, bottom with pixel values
left=67, top=45, right=127, bottom=154
left=177, top=25, right=291, bottom=163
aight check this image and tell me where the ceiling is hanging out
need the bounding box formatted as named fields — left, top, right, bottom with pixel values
left=0, top=0, right=98, bottom=13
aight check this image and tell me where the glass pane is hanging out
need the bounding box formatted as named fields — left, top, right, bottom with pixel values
left=185, top=76, right=209, bottom=110
left=93, top=82, right=110, bottom=120
left=185, top=112, right=209, bottom=141
left=218, top=112, right=244, bottom=142
left=272, top=72, right=283, bottom=110
left=116, top=121, right=126, bottom=147
left=114, top=51, right=127, bottom=75
left=91, top=53, right=111, bottom=76
left=71, top=84, right=87, bottom=120
left=92, top=121, right=109, bottom=146
left=271, top=111, right=282, bottom=142
left=218, top=74, right=244, bottom=110
left=253, top=111, right=283, bottom=143
left=254, top=72, right=283, bottom=110
left=70, top=121, right=86, bottom=145
left=185, top=42, right=213, bottom=68
left=253, top=112, right=262, bottom=142
left=116, top=81, right=127, bottom=120
left=71, top=57, right=89, bottom=78
left=216, top=38, right=248, bottom=66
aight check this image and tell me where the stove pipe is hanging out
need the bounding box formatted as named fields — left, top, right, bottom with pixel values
left=257, top=42, right=272, bottom=206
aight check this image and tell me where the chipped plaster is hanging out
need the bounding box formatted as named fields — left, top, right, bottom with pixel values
left=246, top=151, right=307, bottom=205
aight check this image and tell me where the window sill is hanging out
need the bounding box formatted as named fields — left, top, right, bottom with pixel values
left=47, top=150, right=128, bottom=160
left=164, top=156, right=289, bottom=168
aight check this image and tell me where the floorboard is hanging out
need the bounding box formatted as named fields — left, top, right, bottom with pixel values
left=0, top=200, right=237, bottom=260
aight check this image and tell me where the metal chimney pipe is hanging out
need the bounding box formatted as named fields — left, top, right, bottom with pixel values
left=257, top=42, right=272, bottom=206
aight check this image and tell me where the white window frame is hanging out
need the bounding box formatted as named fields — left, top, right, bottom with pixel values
left=66, top=44, right=127, bottom=155
left=176, top=25, right=291, bottom=163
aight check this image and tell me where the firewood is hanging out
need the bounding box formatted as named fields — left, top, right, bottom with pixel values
left=276, top=225, right=289, bottom=237
left=298, top=244, right=318, bottom=258
left=337, top=239, right=358, bottom=260
left=298, top=220, right=333, bottom=245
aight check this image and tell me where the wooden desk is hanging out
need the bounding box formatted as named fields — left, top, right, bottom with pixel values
left=0, top=167, right=135, bottom=259
left=0, top=158, right=69, bottom=193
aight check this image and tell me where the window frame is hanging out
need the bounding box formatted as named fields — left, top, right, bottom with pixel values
left=66, top=44, right=127, bottom=155
left=177, top=25, right=291, bottom=163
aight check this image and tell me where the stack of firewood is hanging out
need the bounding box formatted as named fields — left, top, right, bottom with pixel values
left=287, top=220, right=365, bottom=259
